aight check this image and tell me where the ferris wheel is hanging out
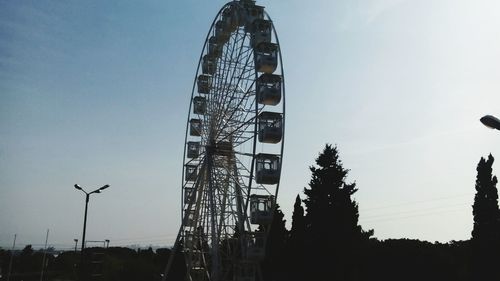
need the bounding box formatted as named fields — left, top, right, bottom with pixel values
left=164, top=1, right=285, bottom=281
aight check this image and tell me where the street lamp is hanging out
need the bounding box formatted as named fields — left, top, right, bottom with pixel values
left=74, top=184, right=109, bottom=280
left=480, top=115, right=500, bottom=130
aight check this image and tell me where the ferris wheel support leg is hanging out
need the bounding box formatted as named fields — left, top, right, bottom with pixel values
left=161, top=223, right=185, bottom=281
left=207, top=153, right=221, bottom=281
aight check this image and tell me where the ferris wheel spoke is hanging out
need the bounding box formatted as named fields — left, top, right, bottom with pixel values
left=212, top=32, right=247, bottom=122
left=212, top=30, right=248, bottom=120
left=212, top=34, right=240, bottom=123
left=212, top=44, right=254, bottom=135
left=214, top=78, right=258, bottom=142
left=212, top=156, right=249, bottom=227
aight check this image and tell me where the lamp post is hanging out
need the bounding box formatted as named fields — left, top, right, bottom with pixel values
left=74, top=184, right=109, bottom=280
left=480, top=115, right=500, bottom=130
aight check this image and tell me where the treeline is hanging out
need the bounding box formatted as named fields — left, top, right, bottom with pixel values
left=259, top=145, right=500, bottom=281
left=0, top=246, right=184, bottom=281
left=1, top=145, right=498, bottom=281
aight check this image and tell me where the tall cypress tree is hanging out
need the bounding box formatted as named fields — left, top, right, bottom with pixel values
left=289, top=195, right=305, bottom=249
left=287, top=195, right=306, bottom=281
left=302, top=144, right=372, bottom=280
left=470, top=154, right=500, bottom=280
left=472, top=154, right=499, bottom=241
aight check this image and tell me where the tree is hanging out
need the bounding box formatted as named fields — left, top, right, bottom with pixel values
left=470, top=154, right=500, bottom=280
left=261, top=204, right=288, bottom=281
left=302, top=144, right=372, bottom=280
left=472, top=154, right=499, bottom=241
left=287, top=195, right=306, bottom=281
left=289, top=195, right=305, bottom=250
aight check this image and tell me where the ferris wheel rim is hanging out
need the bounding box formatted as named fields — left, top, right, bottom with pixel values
left=181, top=1, right=286, bottom=214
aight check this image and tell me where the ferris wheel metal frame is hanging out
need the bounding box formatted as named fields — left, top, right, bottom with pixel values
left=164, top=1, right=285, bottom=281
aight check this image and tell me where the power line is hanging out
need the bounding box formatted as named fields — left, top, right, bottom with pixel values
left=361, top=207, right=468, bottom=224
left=361, top=201, right=470, bottom=220
left=359, top=192, right=473, bottom=212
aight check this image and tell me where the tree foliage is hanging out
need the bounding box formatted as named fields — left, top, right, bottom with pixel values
left=470, top=154, right=500, bottom=280
left=472, top=154, right=500, bottom=242
left=303, top=145, right=372, bottom=244
left=302, top=144, right=373, bottom=280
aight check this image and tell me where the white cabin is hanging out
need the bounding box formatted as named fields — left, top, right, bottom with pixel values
left=243, top=4, right=264, bottom=32
left=245, top=232, right=266, bottom=260
left=255, top=153, right=280, bottom=184
left=258, top=111, right=283, bottom=143
left=190, top=119, right=202, bottom=136
left=254, top=43, right=278, bottom=74
left=197, top=75, right=212, bottom=94
left=184, top=187, right=195, bottom=204
left=208, top=36, right=222, bottom=57
left=185, top=164, right=198, bottom=181
left=202, top=55, right=216, bottom=75
left=215, top=20, right=230, bottom=44
left=250, top=19, right=271, bottom=48
left=193, top=96, right=207, bottom=115
left=189, top=267, right=206, bottom=281
left=234, top=262, right=256, bottom=281
left=184, top=209, right=196, bottom=227
left=250, top=194, right=274, bottom=225
left=187, top=141, right=200, bottom=158
left=222, top=6, right=239, bottom=32
left=256, top=74, right=281, bottom=105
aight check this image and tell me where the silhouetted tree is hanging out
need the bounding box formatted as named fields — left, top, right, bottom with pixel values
left=303, top=144, right=372, bottom=280
left=472, top=154, right=500, bottom=241
left=470, top=154, right=500, bottom=280
left=287, top=195, right=306, bottom=281
left=261, top=204, right=288, bottom=281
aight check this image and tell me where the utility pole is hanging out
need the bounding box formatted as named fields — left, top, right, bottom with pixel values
left=6, top=234, right=17, bottom=281
left=40, top=229, right=50, bottom=281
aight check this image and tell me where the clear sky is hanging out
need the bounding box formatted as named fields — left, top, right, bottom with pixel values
left=1, top=0, right=500, bottom=250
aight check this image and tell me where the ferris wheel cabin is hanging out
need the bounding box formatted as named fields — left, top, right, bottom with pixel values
left=250, top=19, right=271, bottom=48
left=197, top=75, right=212, bottom=94
left=250, top=194, right=274, bottom=225
left=189, top=119, right=202, bottom=136
left=184, top=187, right=195, bottom=204
left=185, top=164, right=198, bottom=181
left=208, top=36, right=222, bottom=57
left=222, top=6, right=240, bottom=32
left=255, top=153, right=281, bottom=184
left=193, top=96, right=207, bottom=115
left=245, top=231, right=266, bottom=260
left=234, top=262, right=256, bottom=281
left=187, top=141, right=200, bottom=158
left=242, top=4, right=264, bottom=32
left=258, top=111, right=283, bottom=143
left=215, top=20, right=230, bottom=44
left=202, top=55, right=216, bottom=75
left=256, top=74, right=281, bottom=105
left=254, top=42, right=278, bottom=74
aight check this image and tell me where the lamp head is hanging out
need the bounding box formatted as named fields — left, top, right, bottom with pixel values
left=480, top=115, right=500, bottom=130
left=100, top=184, right=110, bottom=190
left=74, top=184, right=82, bottom=190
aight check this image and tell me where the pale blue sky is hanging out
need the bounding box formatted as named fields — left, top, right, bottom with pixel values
left=1, top=0, right=499, bottom=249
